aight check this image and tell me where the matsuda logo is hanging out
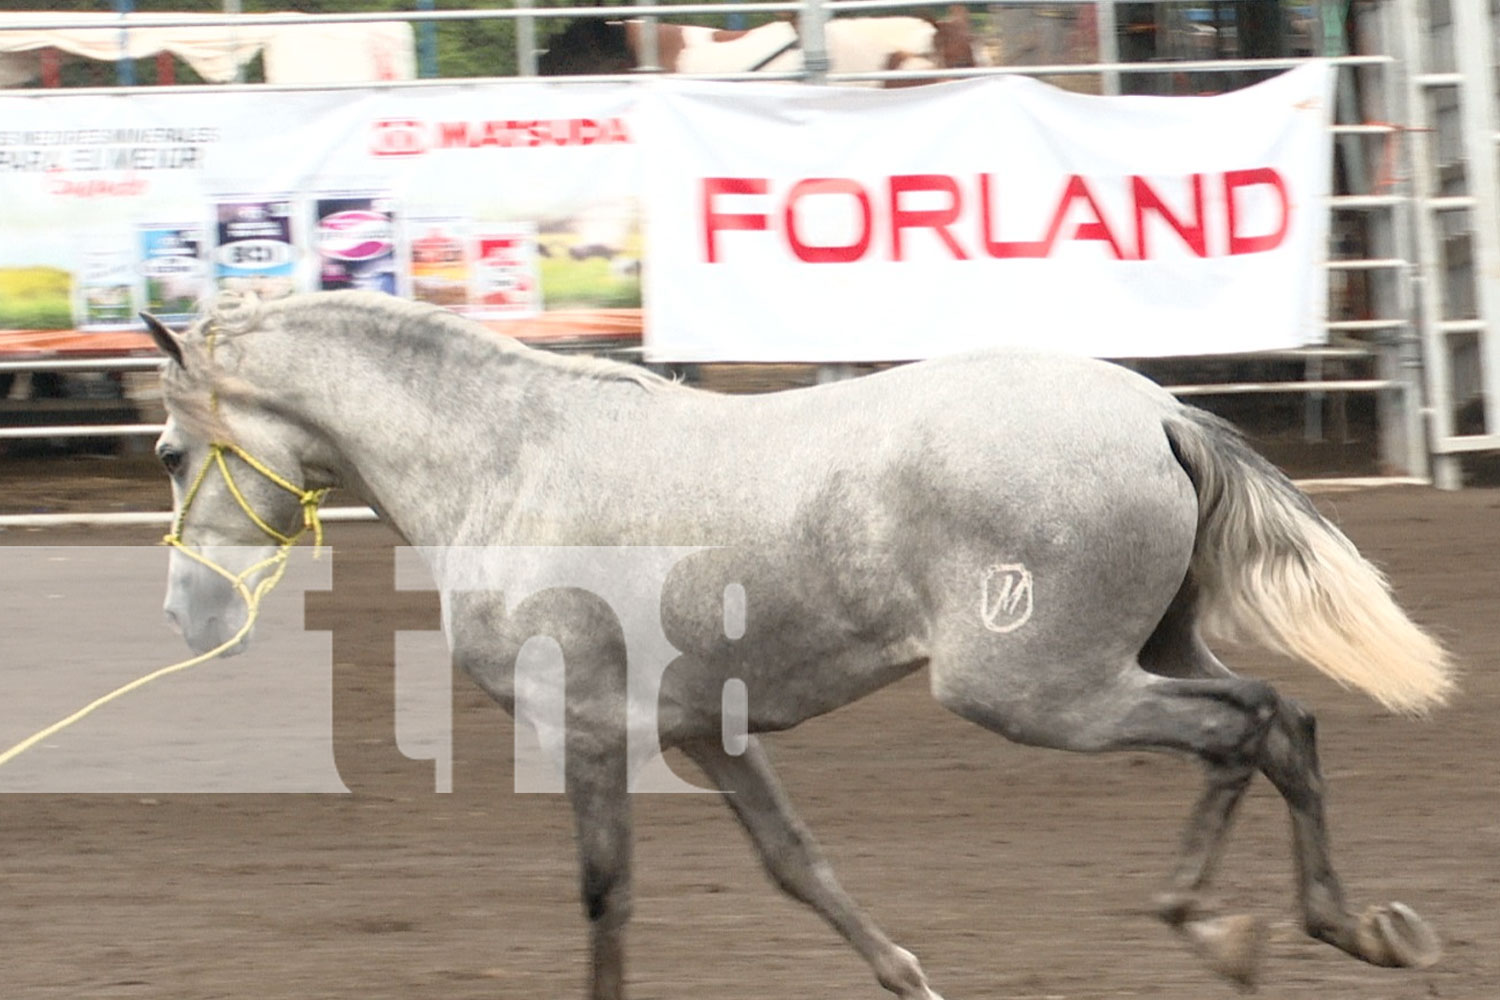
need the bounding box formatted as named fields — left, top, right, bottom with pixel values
left=369, top=117, right=631, bottom=156
left=369, top=118, right=427, bottom=156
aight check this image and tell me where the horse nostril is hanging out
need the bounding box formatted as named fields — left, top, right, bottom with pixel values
left=163, top=607, right=184, bottom=635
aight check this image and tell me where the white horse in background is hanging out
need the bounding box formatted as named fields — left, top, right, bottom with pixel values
left=541, top=7, right=986, bottom=86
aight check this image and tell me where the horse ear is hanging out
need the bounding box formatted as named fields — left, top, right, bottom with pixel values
left=949, top=4, right=970, bottom=25
left=141, top=312, right=187, bottom=368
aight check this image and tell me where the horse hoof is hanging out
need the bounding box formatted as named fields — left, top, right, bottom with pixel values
left=1153, top=890, right=1203, bottom=927
left=1182, top=913, right=1266, bottom=990
left=1356, top=902, right=1442, bottom=968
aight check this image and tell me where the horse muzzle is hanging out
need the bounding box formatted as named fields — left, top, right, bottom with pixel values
left=163, top=544, right=275, bottom=656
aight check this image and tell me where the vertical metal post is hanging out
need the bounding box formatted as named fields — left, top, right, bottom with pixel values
left=1394, top=0, right=1461, bottom=487
left=417, top=0, right=438, bottom=79
left=224, top=0, right=244, bottom=84
left=1327, top=0, right=1366, bottom=197
left=638, top=17, right=661, bottom=72
left=515, top=0, right=537, bottom=77
left=113, top=0, right=135, bottom=86
left=1303, top=353, right=1325, bottom=443
left=801, top=0, right=830, bottom=83
left=1368, top=0, right=1427, bottom=479
left=1450, top=0, right=1500, bottom=438
left=1095, top=0, right=1120, bottom=96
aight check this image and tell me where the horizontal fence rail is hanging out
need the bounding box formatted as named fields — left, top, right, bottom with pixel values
left=0, top=358, right=1402, bottom=441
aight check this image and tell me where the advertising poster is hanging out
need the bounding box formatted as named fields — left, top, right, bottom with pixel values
left=0, top=85, right=642, bottom=339
left=0, top=75, right=1333, bottom=358
left=471, top=223, right=540, bottom=319
left=408, top=215, right=472, bottom=309
left=137, top=224, right=209, bottom=322
left=74, top=236, right=137, bottom=330
left=214, top=197, right=298, bottom=300
left=313, top=193, right=399, bottom=295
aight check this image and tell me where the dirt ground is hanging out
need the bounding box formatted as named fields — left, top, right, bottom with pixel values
left=0, top=472, right=1497, bottom=999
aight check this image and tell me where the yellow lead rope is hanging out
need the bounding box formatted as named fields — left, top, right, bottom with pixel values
left=0, top=443, right=327, bottom=770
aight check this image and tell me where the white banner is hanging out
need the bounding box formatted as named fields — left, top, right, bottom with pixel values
left=0, top=84, right=641, bottom=332
left=640, top=64, right=1335, bottom=361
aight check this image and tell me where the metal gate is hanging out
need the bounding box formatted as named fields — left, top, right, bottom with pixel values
left=1388, top=0, right=1500, bottom=487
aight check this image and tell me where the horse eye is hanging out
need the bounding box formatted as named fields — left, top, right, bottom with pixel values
left=159, top=448, right=184, bottom=475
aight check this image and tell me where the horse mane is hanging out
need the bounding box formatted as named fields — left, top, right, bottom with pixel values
left=159, top=361, right=236, bottom=443
left=193, top=290, right=674, bottom=395
left=157, top=299, right=244, bottom=443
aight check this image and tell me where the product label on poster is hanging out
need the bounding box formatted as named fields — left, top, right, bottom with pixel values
left=314, top=194, right=400, bottom=295
left=408, top=215, right=473, bottom=309
left=472, top=223, right=540, bottom=319
left=74, top=237, right=136, bottom=330
left=137, top=224, right=209, bottom=323
left=214, top=197, right=298, bottom=301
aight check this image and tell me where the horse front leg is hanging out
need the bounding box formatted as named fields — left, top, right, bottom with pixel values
left=680, top=736, right=945, bottom=1000
left=566, top=744, right=634, bottom=1000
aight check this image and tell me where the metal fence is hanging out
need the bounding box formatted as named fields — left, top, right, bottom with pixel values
left=2, top=1, right=1493, bottom=486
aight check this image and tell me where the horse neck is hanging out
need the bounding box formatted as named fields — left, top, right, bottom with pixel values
left=237, top=308, right=603, bottom=548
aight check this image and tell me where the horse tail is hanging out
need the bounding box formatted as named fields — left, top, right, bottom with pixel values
left=1162, top=406, right=1453, bottom=714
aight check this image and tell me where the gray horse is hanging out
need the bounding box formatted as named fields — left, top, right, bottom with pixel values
left=145, top=290, right=1452, bottom=999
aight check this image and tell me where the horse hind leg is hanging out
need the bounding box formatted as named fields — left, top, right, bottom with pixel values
left=933, top=617, right=1438, bottom=991
left=1256, top=691, right=1441, bottom=969
left=1140, top=593, right=1441, bottom=979
left=680, top=736, right=945, bottom=1000
left=1158, top=680, right=1441, bottom=979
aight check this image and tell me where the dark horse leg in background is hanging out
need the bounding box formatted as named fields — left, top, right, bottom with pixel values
left=537, top=18, right=633, bottom=76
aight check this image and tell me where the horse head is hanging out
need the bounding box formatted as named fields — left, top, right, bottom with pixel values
left=865, top=7, right=988, bottom=87
left=931, top=5, right=984, bottom=71
left=144, top=294, right=331, bottom=655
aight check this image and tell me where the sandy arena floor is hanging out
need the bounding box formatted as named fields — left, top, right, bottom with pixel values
left=0, top=469, right=1495, bottom=1000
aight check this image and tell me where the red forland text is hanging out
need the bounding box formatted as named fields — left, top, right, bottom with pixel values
left=700, top=170, right=1290, bottom=263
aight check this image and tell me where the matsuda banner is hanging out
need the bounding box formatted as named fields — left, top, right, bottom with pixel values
left=0, top=84, right=640, bottom=333
left=0, top=66, right=1333, bottom=360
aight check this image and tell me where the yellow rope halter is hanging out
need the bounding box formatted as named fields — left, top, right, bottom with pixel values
left=0, top=443, right=329, bottom=770
left=164, top=441, right=329, bottom=587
